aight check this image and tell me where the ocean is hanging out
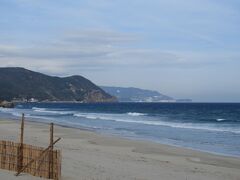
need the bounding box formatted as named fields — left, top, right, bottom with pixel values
left=0, top=102, right=240, bottom=157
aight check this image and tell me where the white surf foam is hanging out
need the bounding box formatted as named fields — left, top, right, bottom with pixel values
left=73, top=112, right=240, bottom=134
left=74, top=113, right=98, bottom=119
left=216, top=118, right=226, bottom=122
left=127, top=112, right=146, bottom=116
left=32, top=107, right=73, bottom=115
left=32, top=107, right=46, bottom=111
left=2, top=107, right=239, bottom=134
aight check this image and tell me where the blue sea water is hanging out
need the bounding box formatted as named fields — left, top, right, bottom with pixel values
left=0, top=102, right=240, bottom=157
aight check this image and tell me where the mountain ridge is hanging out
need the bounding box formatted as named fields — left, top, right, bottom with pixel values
left=101, top=86, right=175, bottom=102
left=0, top=67, right=117, bottom=103
left=101, top=86, right=192, bottom=102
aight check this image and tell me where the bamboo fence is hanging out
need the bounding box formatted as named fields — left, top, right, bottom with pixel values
left=0, top=114, right=61, bottom=179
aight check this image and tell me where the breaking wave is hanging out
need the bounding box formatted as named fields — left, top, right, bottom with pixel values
left=127, top=112, right=146, bottom=116
left=1, top=106, right=239, bottom=135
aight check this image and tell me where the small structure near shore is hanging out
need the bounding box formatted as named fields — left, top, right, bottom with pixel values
left=0, top=114, right=62, bottom=179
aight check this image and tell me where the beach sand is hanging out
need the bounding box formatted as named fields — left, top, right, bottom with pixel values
left=0, top=118, right=240, bottom=180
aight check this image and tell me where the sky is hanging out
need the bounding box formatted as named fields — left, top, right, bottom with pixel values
left=0, top=0, right=240, bottom=102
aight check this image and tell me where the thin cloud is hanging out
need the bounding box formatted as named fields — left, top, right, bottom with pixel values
left=1, top=29, right=239, bottom=75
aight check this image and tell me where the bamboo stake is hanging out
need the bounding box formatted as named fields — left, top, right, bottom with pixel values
left=20, top=114, right=24, bottom=144
left=17, top=113, right=24, bottom=173
left=15, top=137, right=61, bottom=176
left=49, top=123, right=54, bottom=179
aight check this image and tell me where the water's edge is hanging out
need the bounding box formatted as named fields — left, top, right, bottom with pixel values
left=2, top=115, right=240, bottom=159
left=1, top=102, right=240, bottom=157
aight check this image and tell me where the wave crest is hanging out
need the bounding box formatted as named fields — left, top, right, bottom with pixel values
left=216, top=118, right=226, bottom=122
left=127, top=112, right=146, bottom=116
left=32, top=107, right=73, bottom=115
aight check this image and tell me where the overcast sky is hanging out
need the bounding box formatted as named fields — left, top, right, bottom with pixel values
left=0, top=0, right=240, bottom=102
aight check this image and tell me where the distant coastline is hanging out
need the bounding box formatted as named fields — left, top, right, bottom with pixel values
left=0, top=67, right=192, bottom=104
left=101, top=86, right=192, bottom=103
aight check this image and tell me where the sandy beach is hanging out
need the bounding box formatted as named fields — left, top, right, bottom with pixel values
left=0, top=118, right=240, bottom=180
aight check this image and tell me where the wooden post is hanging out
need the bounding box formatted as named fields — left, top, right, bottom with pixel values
left=49, top=123, right=54, bottom=179
left=17, top=113, right=24, bottom=173
left=20, top=113, right=24, bottom=144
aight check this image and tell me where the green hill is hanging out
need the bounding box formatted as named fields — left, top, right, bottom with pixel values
left=0, top=67, right=117, bottom=103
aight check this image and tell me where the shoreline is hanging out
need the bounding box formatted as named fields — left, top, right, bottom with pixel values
left=6, top=115, right=240, bottom=159
left=0, top=118, right=240, bottom=179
